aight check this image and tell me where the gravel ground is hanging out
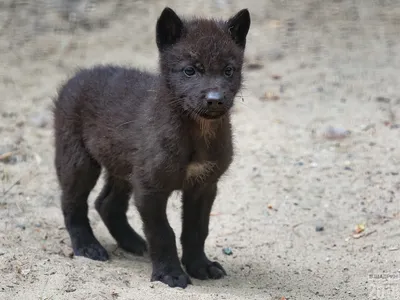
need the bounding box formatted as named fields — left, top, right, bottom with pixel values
left=1, top=1, right=399, bottom=299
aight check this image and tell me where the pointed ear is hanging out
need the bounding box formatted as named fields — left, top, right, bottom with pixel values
left=156, top=7, right=184, bottom=51
left=227, top=9, right=251, bottom=48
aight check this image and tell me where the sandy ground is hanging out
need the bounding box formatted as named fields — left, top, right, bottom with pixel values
left=1, top=1, right=400, bottom=299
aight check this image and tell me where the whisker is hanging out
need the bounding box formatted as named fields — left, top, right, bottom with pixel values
left=116, top=120, right=135, bottom=128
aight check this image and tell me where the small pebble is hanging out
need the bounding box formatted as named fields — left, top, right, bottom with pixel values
left=20, top=269, right=31, bottom=276
left=323, top=126, right=350, bottom=140
left=246, top=63, right=264, bottom=70
left=30, top=112, right=50, bottom=128
left=375, top=96, right=391, bottom=103
left=315, top=219, right=324, bottom=232
left=16, top=224, right=26, bottom=230
left=222, top=247, right=233, bottom=255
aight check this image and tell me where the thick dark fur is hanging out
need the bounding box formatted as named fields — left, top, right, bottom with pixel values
left=53, top=7, right=250, bottom=288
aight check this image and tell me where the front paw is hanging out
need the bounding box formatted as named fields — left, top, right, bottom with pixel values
left=183, top=257, right=227, bottom=280
left=73, top=243, right=109, bottom=261
left=151, top=266, right=192, bottom=288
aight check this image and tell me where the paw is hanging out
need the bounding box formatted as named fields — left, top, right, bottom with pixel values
left=119, top=234, right=147, bottom=256
left=73, top=243, right=109, bottom=261
left=151, top=267, right=192, bottom=288
left=184, top=258, right=227, bottom=280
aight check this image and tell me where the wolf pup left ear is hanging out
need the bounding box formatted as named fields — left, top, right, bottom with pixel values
left=156, top=7, right=184, bottom=51
left=227, top=9, right=251, bottom=49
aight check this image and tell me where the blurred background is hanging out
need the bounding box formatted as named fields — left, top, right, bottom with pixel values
left=1, top=1, right=399, bottom=299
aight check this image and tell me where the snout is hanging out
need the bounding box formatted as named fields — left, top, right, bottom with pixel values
left=198, top=90, right=227, bottom=119
left=205, top=91, right=223, bottom=109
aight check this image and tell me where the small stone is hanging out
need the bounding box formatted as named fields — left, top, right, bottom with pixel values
left=222, top=247, right=233, bottom=255
left=245, top=62, right=264, bottom=70
left=16, top=224, right=26, bottom=230
left=315, top=219, right=324, bottom=232
left=375, top=96, right=391, bottom=103
left=30, top=112, right=50, bottom=128
left=21, top=269, right=31, bottom=276
left=323, top=126, right=350, bottom=140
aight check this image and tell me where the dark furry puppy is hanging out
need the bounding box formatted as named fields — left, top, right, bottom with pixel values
left=53, top=7, right=250, bottom=288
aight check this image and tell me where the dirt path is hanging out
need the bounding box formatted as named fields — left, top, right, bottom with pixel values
left=1, top=1, right=399, bottom=299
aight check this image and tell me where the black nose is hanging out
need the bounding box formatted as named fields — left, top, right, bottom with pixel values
left=205, top=91, right=223, bottom=108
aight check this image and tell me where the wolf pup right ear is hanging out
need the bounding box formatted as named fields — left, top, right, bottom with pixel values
left=156, top=7, right=184, bottom=51
left=227, top=9, right=251, bottom=49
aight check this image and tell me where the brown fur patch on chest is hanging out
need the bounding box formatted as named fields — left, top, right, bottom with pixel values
left=185, top=161, right=216, bottom=183
left=192, top=117, right=222, bottom=140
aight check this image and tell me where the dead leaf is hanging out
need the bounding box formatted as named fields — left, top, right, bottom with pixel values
left=210, top=212, right=221, bottom=216
left=269, top=20, right=281, bottom=28
left=271, top=74, right=282, bottom=80
left=260, top=91, right=280, bottom=101
left=0, top=151, right=14, bottom=161
left=354, top=223, right=365, bottom=234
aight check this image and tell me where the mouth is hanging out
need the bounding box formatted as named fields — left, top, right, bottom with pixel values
left=197, top=110, right=226, bottom=119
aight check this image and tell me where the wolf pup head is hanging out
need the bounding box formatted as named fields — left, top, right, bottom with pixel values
left=156, top=7, right=251, bottom=120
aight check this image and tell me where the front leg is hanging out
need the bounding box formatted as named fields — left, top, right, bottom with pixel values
left=181, top=182, right=227, bottom=280
left=135, top=190, right=191, bottom=288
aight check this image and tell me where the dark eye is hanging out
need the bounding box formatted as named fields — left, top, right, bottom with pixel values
left=183, top=66, right=196, bottom=77
left=224, top=66, right=234, bottom=78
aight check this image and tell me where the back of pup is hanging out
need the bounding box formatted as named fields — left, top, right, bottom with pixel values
left=53, top=65, right=154, bottom=260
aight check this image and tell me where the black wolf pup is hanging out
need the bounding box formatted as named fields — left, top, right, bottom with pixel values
left=53, top=7, right=251, bottom=288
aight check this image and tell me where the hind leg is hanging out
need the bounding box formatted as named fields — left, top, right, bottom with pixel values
left=55, top=139, right=108, bottom=261
left=95, top=175, right=147, bottom=255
